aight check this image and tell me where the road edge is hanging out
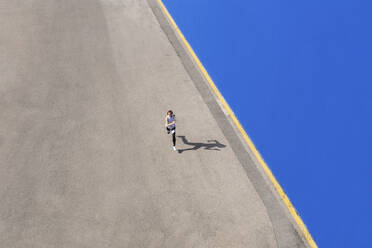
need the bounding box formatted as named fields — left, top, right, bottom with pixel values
left=147, top=0, right=317, bottom=247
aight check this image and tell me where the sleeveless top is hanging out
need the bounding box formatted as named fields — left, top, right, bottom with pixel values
left=167, top=115, right=176, bottom=129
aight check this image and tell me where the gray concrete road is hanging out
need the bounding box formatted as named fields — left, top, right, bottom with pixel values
left=0, top=0, right=309, bottom=247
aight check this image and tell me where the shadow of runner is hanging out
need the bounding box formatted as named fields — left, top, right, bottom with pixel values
left=177, top=135, right=226, bottom=153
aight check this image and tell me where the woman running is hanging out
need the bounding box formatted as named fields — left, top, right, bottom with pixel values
left=165, top=110, right=177, bottom=151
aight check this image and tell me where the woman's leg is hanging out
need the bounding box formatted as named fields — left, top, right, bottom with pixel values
left=171, top=128, right=176, bottom=146
left=172, top=132, right=176, bottom=146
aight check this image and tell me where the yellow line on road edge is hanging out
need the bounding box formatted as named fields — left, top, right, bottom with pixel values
left=157, top=0, right=318, bottom=247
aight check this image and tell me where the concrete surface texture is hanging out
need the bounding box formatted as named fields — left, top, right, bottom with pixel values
left=0, top=0, right=308, bottom=247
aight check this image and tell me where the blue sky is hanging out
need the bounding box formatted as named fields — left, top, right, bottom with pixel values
left=163, top=0, right=372, bottom=247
